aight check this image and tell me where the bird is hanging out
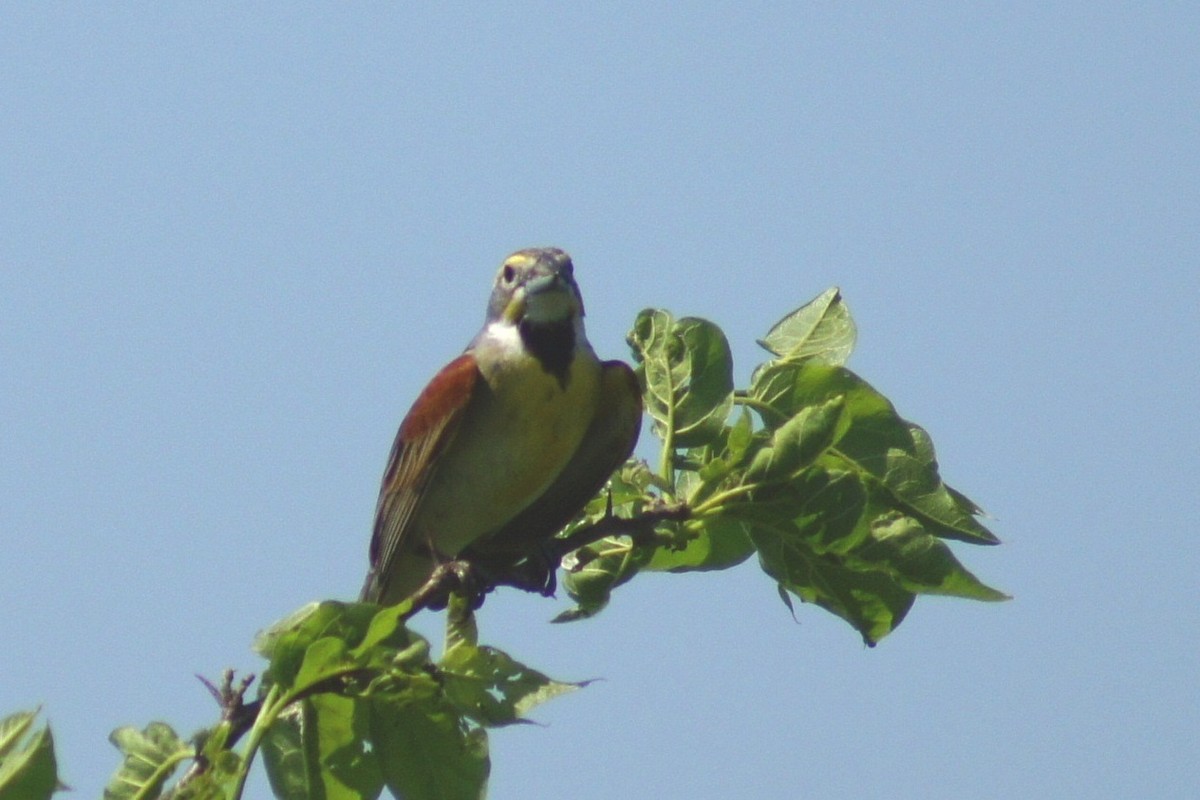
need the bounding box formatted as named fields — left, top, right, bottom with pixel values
left=360, top=247, right=642, bottom=606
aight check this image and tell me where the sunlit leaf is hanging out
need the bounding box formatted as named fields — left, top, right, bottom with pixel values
left=854, top=513, right=1009, bottom=601
left=440, top=645, right=583, bottom=727
left=103, top=722, right=190, bottom=800
left=751, top=361, right=998, bottom=544
left=309, top=694, right=384, bottom=800
left=742, top=396, right=844, bottom=485
left=0, top=711, right=36, bottom=762
left=0, top=711, right=58, bottom=800
left=629, top=309, right=734, bottom=447
left=757, top=287, right=857, bottom=366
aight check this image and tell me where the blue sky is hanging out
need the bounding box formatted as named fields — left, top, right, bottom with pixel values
left=2, top=5, right=1197, bottom=798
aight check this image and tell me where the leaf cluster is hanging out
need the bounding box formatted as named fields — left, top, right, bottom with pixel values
left=94, top=597, right=577, bottom=800
left=558, top=288, right=1005, bottom=644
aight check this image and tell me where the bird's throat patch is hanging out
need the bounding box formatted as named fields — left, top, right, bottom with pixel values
left=518, top=320, right=575, bottom=388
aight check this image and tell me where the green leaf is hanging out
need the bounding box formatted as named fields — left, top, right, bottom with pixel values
left=239, top=601, right=437, bottom=800
left=860, top=437, right=993, bottom=540
left=260, top=602, right=425, bottom=691
left=725, top=407, right=755, bottom=460
left=440, top=644, right=582, bottom=727
left=309, top=695, right=384, bottom=800
left=0, top=711, right=35, bottom=762
left=0, top=712, right=58, bottom=800
left=716, top=467, right=914, bottom=644
left=443, top=596, right=481, bottom=654
left=645, top=516, right=755, bottom=572
left=257, top=602, right=370, bottom=688
left=732, top=466, right=1003, bottom=642
left=729, top=468, right=870, bottom=556
left=556, top=536, right=647, bottom=621
left=347, top=608, right=430, bottom=679
left=757, top=287, right=857, bottom=366
left=293, top=637, right=355, bottom=694
left=611, top=458, right=671, bottom=499
left=369, top=698, right=488, bottom=800
left=263, top=695, right=389, bottom=800
left=907, top=422, right=991, bottom=518
left=261, top=709, right=311, bottom=800
left=854, top=513, right=1009, bottom=601
left=629, top=309, right=734, bottom=447
left=751, top=362, right=998, bottom=545
left=168, top=772, right=227, bottom=800
left=750, top=360, right=886, bottom=431
left=750, top=520, right=915, bottom=646
left=742, top=396, right=844, bottom=485
left=104, top=722, right=191, bottom=800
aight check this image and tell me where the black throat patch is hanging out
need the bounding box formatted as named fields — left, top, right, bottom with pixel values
left=518, top=320, right=575, bottom=389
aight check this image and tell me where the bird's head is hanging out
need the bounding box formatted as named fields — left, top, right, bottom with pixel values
left=487, top=247, right=585, bottom=327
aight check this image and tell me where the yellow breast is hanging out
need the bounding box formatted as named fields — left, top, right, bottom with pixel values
left=415, top=342, right=601, bottom=556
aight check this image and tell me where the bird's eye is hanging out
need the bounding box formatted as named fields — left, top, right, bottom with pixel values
left=501, top=265, right=516, bottom=284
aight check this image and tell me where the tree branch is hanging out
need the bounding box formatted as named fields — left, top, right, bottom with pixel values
left=402, top=500, right=691, bottom=615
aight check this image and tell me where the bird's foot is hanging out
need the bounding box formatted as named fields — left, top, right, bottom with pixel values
left=417, top=559, right=493, bottom=611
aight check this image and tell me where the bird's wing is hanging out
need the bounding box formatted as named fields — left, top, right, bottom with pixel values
left=473, top=360, right=642, bottom=557
left=361, top=353, right=480, bottom=602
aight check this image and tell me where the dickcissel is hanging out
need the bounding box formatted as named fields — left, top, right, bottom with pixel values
left=360, top=248, right=642, bottom=605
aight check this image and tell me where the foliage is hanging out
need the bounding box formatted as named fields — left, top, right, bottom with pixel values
left=9, top=288, right=1003, bottom=800
left=0, top=710, right=60, bottom=800
left=561, top=288, right=1004, bottom=640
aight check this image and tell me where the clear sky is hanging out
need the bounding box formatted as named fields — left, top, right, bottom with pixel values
left=2, top=5, right=1197, bottom=798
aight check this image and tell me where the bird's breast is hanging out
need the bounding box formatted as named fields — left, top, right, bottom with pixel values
left=415, top=345, right=601, bottom=555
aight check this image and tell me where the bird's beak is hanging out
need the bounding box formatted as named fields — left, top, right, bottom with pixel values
left=513, top=270, right=576, bottom=325
left=523, top=271, right=565, bottom=297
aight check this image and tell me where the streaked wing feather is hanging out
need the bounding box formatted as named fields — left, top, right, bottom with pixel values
left=361, top=354, right=480, bottom=601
